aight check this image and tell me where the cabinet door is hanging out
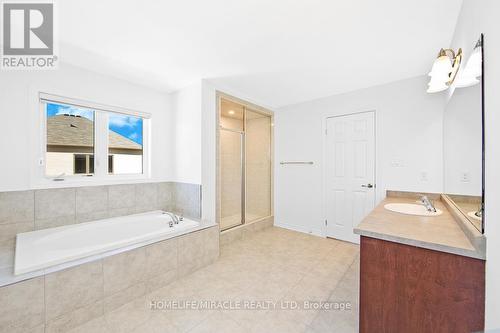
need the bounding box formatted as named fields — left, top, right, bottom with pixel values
left=360, top=236, right=485, bottom=333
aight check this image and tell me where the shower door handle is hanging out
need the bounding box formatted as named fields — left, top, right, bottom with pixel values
left=361, top=183, right=374, bottom=188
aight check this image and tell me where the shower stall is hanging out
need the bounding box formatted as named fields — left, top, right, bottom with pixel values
left=218, top=95, right=273, bottom=231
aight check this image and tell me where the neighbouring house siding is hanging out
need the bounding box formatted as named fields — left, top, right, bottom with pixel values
left=46, top=152, right=74, bottom=176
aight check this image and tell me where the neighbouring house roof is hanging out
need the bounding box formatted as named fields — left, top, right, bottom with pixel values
left=47, top=114, right=142, bottom=154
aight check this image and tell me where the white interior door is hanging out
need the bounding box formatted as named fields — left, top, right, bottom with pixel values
left=325, top=112, right=375, bottom=243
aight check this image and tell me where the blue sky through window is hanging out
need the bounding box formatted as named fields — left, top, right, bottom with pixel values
left=109, top=113, right=143, bottom=145
left=46, top=103, right=143, bottom=145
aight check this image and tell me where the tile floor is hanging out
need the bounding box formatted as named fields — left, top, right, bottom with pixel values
left=70, top=227, right=360, bottom=333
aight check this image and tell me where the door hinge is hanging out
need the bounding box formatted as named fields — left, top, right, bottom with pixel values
left=325, top=129, right=328, bottom=135
left=325, top=219, right=328, bottom=226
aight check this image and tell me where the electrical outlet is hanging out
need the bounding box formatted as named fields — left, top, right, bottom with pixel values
left=420, top=171, right=428, bottom=182
left=461, top=172, right=470, bottom=183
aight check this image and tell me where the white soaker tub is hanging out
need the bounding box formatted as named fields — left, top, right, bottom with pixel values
left=15, top=211, right=199, bottom=275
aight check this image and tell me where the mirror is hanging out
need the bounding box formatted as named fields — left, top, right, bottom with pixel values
left=443, top=34, right=484, bottom=233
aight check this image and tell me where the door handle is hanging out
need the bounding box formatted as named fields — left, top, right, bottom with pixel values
left=361, top=183, right=374, bottom=188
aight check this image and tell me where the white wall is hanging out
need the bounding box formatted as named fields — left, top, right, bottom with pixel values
left=170, top=82, right=202, bottom=184
left=448, top=0, right=500, bottom=328
left=274, top=76, right=445, bottom=236
left=0, top=63, right=172, bottom=191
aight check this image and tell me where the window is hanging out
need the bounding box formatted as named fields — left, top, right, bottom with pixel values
left=41, top=93, right=149, bottom=181
left=45, top=103, right=95, bottom=177
left=108, top=112, right=143, bottom=174
left=73, top=154, right=94, bottom=174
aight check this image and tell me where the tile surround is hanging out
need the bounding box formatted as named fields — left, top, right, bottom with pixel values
left=0, top=276, right=45, bottom=332
left=45, top=260, right=104, bottom=320
left=0, top=190, right=34, bottom=225
left=144, top=238, right=178, bottom=279
left=135, top=183, right=160, bottom=213
left=103, top=247, right=147, bottom=296
left=0, top=226, right=218, bottom=333
left=108, top=184, right=136, bottom=210
left=35, top=188, right=76, bottom=220
left=170, top=182, right=201, bottom=218
left=76, top=186, right=108, bottom=215
left=0, top=181, right=202, bottom=277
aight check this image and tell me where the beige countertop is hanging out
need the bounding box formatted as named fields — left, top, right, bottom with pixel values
left=354, top=196, right=486, bottom=260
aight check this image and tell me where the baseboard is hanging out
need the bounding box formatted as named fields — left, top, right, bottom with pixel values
left=274, top=222, right=325, bottom=238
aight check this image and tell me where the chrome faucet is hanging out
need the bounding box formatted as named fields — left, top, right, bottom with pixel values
left=163, top=212, right=180, bottom=225
left=420, top=195, right=436, bottom=212
left=475, top=203, right=483, bottom=218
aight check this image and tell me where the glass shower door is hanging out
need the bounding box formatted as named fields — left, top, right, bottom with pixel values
left=219, top=97, right=272, bottom=230
left=245, top=109, right=272, bottom=222
left=220, top=99, right=245, bottom=231
left=220, top=129, right=244, bottom=230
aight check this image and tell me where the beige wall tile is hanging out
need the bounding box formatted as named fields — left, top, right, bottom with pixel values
left=145, top=238, right=177, bottom=279
left=108, top=184, right=135, bottom=210
left=108, top=207, right=136, bottom=218
left=157, top=182, right=173, bottom=211
left=76, top=186, right=108, bottom=215
left=135, top=183, right=158, bottom=212
left=0, top=190, right=34, bottom=225
left=0, top=220, right=35, bottom=270
left=45, top=300, right=104, bottom=333
left=35, top=215, right=76, bottom=230
left=103, top=248, right=146, bottom=296
left=76, top=211, right=109, bottom=223
left=204, top=226, right=220, bottom=262
left=35, top=188, right=75, bottom=220
left=0, top=240, right=15, bottom=269
left=178, top=231, right=205, bottom=265
left=45, top=260, right=104, bottom=320
left=0, top=277, right=45, bottom=332
left=0, top=221, right=34, bottom=242
left=172, top=183, right=201, bottom=218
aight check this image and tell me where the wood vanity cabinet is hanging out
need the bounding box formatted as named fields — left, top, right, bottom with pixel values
left=359, top=236, right=485, bottom=333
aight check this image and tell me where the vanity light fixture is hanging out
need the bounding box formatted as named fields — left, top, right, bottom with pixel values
left=427, top=48, right=462, bottom=93
left=455, top=38, right=482, bottom=88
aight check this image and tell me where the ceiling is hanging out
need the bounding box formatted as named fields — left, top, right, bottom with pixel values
left=59, top=0, right=463, bottom=108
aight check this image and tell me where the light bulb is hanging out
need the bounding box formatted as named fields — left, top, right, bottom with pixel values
left=427, top=76, right=449, bottom=93
left=428, top=55, right=452, bottom=81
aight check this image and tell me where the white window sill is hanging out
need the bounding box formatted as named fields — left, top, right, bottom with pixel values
left=32, top=174, right=154, bottom=189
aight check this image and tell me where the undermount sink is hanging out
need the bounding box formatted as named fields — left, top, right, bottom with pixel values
left=384, top=203, right=443, bottom=217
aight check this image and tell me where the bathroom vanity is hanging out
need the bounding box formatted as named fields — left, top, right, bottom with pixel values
left=354, top=192, right=486, bottom=333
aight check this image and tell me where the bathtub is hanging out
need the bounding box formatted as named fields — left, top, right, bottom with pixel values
left=14, top=211, right=199, bottom=275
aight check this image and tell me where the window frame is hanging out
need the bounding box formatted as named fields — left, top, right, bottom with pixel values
left=37, top=93, right=151, bottom=186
